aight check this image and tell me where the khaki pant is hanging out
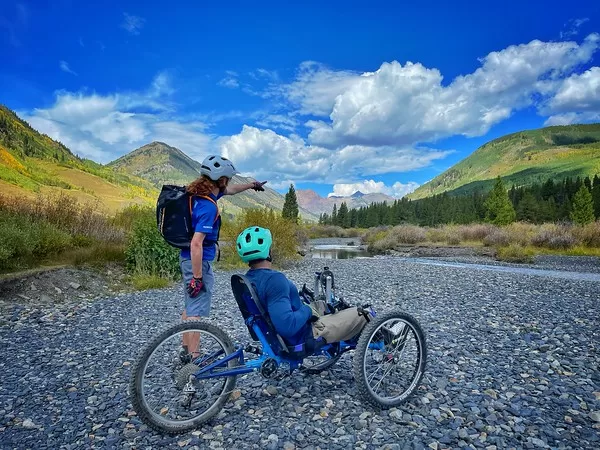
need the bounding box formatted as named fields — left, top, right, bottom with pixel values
left=312, top=307, right=368, bottom=343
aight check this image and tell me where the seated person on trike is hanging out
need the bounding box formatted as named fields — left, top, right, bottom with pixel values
left=236, top=226, right=370, bottom=348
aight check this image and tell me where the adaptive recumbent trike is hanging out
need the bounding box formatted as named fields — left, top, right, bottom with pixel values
left=129, top=267, right=427, bottom=434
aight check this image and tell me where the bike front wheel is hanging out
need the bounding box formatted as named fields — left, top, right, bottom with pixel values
left=353, top=310, right=427, bottom=408
left=129, top=320, right=237, bottom=434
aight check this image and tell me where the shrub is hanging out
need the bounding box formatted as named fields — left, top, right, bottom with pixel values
left=505, top=222, right=538, bottom=246
left=446, top=233, right=462, bottom=246
left=425, top=227, right=446, bottom=243
left=483, top=229, right=510, bottom=247
left=295, top=226, right=309, bottom=248
left=1, top=192, right=125, bottom=245
left=572, top=221, right=600, bottom=248
left=427, top=226, right=462, bottom=245
left=362, top=226, right=391, bottom=247
left=32, top=221, right=72, bottom=256
left=547, top=235, right=576, bottom=250
left=459, top=223, right=496, bottom=242
left=219, top=208, right=302, bottom=268
left=113, top=204, right=154, bottom=232
left=496, top=244, right=535, bottom=263
left=365, top=225, right=427, bottom=253
left=125, top=209, right=180, bottom=279
left=390, top=225, right=428, bottom=244
left=0, top=212, right=72, bottom=271
left=368, top=234, right=397, bottom=253
left=303, top=224, right=365, bottom=239
left=531, top=224, right=576, bottom=250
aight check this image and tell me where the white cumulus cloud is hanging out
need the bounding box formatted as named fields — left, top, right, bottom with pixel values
left=219, top=125, right=450, bottom=185
left=20, top=73, right=211, bottom=163
left=329, top=180, right=420, bottom=198
left=543, top=66, right=600, bottom=114
left=305, top=34, right=600, bottom=148
left=544, top=111, right=600, bottom=126
left=275, top=61, right=360, bottom=116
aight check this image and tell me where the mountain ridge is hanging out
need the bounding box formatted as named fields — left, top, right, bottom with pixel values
left=107, top=141, right=319, bottom=221
left=297, top=189, right=395, bottom=216
left=408, top=123, right=600, bottom=199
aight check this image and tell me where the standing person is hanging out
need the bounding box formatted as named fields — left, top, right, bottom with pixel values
left=180, top=155, right=267, bottom=361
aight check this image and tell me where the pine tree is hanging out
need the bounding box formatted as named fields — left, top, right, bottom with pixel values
left=484, top=176, right=516, bottom=225
left=592, top=175, right=600, bottom=219
left=331, top=204, right=337, bottom=226
left=337, top=202, right=349, bottom=228
left=570, top=185, right=595, bottom=225
left=366, top=206, right=378, bottom=227
left=349, top=209, right=357, bottom=228
left=282, top=184, right=299, bottom=223
left=516, top=192, right=540, bottom=223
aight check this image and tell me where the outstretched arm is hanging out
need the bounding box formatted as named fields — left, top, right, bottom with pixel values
left=224, top=180, right=267, bottom=195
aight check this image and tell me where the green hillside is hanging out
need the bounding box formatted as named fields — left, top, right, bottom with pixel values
left=0, top=104, right=158, bottom=212
left=409, top=124, right=600, bottom=199
left=108, top=141, right=203, bottom=186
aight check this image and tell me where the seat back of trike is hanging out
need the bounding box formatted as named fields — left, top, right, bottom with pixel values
left=230, top=274, right=322, bottom=359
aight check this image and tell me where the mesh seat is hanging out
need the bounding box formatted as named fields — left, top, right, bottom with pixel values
left=231, top=274, right=322, bottom=358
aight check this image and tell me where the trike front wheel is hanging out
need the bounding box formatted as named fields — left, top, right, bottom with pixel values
left=353, top=310, right=427, bottom=408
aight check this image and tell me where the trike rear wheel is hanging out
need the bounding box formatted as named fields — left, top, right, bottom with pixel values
left=129, top=320, right=237, bottom=434
left=353, top=310, right=427, bottom=408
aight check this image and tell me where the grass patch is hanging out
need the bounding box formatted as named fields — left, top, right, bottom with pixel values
left=304, top=224, right=365, bottom=239
left=532, top=245, right=600, bottom=257
left=52, top=243, right=127, bottom=268
left=496, top=244, right=535, bottom=263
left=131, top=274, right=173, bottom=290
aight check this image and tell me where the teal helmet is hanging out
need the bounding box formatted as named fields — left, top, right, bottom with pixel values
left=236, top=226, right=273, bottom=263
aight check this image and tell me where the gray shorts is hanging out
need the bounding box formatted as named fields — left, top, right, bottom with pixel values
left=180, top=256, right=214, bottom=317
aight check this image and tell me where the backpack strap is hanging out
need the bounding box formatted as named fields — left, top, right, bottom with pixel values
left=193, top=195, right=222, bottom=261
left=195, top=195, right=220, bottom=224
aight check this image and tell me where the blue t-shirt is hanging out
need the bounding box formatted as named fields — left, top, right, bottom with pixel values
left=180, top=191, right=223, bottom=261
left=245, top=268, right=312, bottom=346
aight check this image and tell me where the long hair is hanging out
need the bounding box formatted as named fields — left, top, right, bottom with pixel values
left=187, top=175, right=217, bottom=197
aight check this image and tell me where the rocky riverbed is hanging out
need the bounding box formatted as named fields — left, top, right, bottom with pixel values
left=1, top=256, right=599, bottom=449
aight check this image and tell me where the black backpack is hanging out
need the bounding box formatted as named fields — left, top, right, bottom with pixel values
left=156, top=185, right=220, bottom=250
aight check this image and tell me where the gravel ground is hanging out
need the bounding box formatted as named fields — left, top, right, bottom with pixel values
left=412, top=255, right=600, bottom=275
left=1, top=256, right=599, bottom=450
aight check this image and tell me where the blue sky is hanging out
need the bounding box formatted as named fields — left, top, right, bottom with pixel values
left=1, top=0, right=599, bottom=198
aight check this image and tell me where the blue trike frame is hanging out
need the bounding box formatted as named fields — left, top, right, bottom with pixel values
left=187, top=269, right=386, bottom=382
left=191, top=317, right=365, bottom=381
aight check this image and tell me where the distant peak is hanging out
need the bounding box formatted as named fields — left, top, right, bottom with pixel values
left=145, top=141, right=171, bottom=147
left=351, top=190, right=365, bottom=198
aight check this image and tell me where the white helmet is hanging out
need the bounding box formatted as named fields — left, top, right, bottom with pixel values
left=200, top=155, right=238, bottom=181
